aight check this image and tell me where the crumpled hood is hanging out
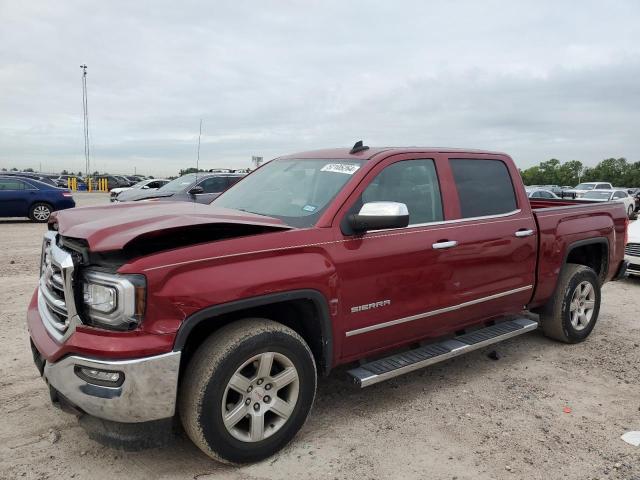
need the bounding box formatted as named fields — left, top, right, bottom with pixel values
left=52, top=201, right=290, bottom=252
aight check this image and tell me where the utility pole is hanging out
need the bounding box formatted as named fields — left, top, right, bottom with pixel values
left=80, top=64, right=90, bottom=177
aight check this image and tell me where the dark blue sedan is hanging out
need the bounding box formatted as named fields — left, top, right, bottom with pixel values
left=0, top=176, right=75, bottom=222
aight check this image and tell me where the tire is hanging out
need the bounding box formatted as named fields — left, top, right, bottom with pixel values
left=540, top=263, right=601, bottom=343
left=179, top=319, right=317, bottom=464
left=29, top=202, right=53, bottom=222
left=628, top=205, right=634, bottom=219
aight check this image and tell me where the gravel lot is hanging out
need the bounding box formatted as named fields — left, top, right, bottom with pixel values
left=1, top=193, right=639, bottom=480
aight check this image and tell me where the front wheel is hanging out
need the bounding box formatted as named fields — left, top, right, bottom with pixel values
left=628, top=205, right=635, bottom=219
left=179, top=319, right=317, bottom=464
left=540, top=263, right=601, bottom=343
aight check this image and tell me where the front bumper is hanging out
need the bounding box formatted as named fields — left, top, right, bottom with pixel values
left=625, top=254, right=640, bottom=276
left=34, top=343, right=181, bottom=423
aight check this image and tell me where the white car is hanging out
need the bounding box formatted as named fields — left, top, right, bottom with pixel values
left=625, top=220, right=640, bottom=276
left=109, top=178, right=169, bottom=202
left=581, top=189, right=636, bottom=218
left=565, top=182, right=613, bottom=198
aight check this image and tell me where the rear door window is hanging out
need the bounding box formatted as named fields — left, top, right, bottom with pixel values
left=450, top=159, right=517, bottom=218
left=0, top=179, right=26, bottom=190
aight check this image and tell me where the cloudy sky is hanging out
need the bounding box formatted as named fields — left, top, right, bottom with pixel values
left=1, top=1, right=639, bottom=176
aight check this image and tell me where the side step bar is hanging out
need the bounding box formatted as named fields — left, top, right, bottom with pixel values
left=347, top=318, right=538, bottom=387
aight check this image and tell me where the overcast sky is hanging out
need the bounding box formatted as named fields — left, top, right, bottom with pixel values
left=1, top=1, right=639, bottom=176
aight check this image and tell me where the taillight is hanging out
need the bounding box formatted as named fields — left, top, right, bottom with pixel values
left=624, top=217, right=629, bottom=245
left=62, top=191, right=73, bottom=197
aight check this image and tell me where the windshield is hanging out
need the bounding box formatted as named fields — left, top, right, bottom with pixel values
left=157, top=174, right=197, bottom=193
left=575, top=183, right=596, bottom=190
left=213, top=159, right=363, bottom=227
left=582, top=191, right=611, bottom=200
left=131, top=180, right=148, bottom=189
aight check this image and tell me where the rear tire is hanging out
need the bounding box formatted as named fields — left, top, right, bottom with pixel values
left=29, top=202, right=52, bottom=222
left=628, top=205, right=634, bottom=219
left=179, top=319, right=317, bottom=464
left=540, top=263, right=601, bottom=343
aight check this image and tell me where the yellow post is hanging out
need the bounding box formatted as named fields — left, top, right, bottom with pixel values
left=72, top=177, right=77, bottom=191
left=67, top=178, right=71, bottom=189
left=88, top=176, right=92, bottom=192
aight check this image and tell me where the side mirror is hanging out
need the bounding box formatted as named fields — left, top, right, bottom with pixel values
left=189, top=186, right=204, bottom=195
left=348, top=202, right=409, bottom=233
left=141, top=185, right=149, bottom=189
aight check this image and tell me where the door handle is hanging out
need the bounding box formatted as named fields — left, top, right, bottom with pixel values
left=432, top=240, right=458, bottom=249
left=515, top=229, right=534, bottom=238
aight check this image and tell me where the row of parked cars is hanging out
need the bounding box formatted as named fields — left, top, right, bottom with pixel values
left=526, top=182, right=639, bottom=218
left=0, top=170, right=247, bottom=222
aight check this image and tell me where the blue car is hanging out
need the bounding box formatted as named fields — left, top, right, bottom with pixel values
left=0, top=175, right=76, bottom=222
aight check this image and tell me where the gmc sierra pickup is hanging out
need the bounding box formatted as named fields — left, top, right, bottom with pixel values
left=28, top=143, right=629, bottom=463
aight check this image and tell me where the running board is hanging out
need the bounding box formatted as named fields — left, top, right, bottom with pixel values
left=347, top=318, right=538, bottom=387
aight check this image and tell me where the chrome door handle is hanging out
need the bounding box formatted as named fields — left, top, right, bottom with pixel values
left=432, top=240, right=458, bottom=249
left=515, top=229, right=534, bottom=237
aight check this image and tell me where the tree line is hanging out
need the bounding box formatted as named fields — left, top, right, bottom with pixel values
left=520, top=158, right=640, bottom=188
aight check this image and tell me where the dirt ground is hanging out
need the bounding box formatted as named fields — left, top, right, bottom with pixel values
left=0, top=193, right=639, bottom=480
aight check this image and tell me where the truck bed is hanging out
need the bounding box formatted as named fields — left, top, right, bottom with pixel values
left=529, top=197, right=627, bottom=307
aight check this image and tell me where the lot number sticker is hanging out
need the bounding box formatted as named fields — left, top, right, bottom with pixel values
left=321, top=163, right=360, bottom=175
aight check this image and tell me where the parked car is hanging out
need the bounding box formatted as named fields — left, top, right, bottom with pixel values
left=526, top=188, right=559, bottom=199
left=110, top=178, right=170, bottom=202
left=624, top=220, right=640, bottom=276
left=27, top=145, right=628, bottom=463
left=1, top=171, right=59, bottom=187
left=627, top=188, right=640, bottom=211
left=564, top=182, right=613, bottom=198
left=581, top=189, right=636, bottom=218
left=53, top=175, right=88, bottom=190
left=126, top=172, right=245, bottom=204
left=0, top=176, right=75, bottom=222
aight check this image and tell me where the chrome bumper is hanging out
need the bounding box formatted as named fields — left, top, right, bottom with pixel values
left=43, top=351, right=181, bottom=423
left=625, top=254, right=640, bottom=276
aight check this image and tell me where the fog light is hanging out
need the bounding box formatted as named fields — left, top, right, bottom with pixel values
left=75, top=366, right=124, bottom=387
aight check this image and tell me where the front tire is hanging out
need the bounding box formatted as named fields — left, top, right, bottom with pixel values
left=29, top=202, right=52, bottom=222
left=179, top=319, right=317, bottom=464
left=628, top=205, right=634, bottom=219
left=540, top=263, right=601, bottom=343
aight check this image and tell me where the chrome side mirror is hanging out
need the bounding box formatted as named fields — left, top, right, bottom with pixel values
left=348, top=201, right=409, bottom=233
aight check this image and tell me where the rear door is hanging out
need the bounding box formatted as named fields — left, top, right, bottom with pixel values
left=442, top=156, right=537, bottom=320
left=0, top=179, right=29, bottom=216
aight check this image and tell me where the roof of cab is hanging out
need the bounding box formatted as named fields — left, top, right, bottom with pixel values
left=278, top=146, right=508, bottom=161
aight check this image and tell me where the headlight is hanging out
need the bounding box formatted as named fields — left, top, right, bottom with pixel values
left=81, top=270, right=146, bottom=330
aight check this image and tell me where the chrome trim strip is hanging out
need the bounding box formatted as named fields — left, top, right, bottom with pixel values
left=345, top=285, right=534, bottom=337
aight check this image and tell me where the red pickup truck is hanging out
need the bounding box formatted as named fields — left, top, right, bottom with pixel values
left=28, top=144, right=629, bottom=463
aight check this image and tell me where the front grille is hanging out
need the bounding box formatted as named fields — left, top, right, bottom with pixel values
left=38, top=231, right=78, bottom=341
left=625, top=243, right=640, bottom=258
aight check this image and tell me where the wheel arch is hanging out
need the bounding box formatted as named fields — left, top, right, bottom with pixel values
left=563, top=237, right=609, bottom=284
left=174, top=289, right=333, bottom=376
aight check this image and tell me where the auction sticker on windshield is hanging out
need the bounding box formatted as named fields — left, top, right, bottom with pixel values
left=320, top=163, right=360, bottom=175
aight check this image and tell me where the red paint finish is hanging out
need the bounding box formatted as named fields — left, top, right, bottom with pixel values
left=29, top=147, right=627, bottom=370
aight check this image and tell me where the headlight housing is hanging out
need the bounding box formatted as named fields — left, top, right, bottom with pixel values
left=81, top=270, right=146, bottom=330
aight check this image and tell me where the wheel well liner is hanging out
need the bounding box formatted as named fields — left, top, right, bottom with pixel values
left=173, top=289, right=333, bottom=375
left=563, top=237, right=609, bottom=283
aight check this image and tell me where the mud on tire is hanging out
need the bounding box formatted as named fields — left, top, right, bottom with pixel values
left=178, top=318, right=317, bottom=464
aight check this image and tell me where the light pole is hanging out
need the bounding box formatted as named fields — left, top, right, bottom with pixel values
left=80, top=64, right=90, bottom=177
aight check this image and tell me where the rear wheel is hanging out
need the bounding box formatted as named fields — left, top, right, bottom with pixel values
left=628, top=204, right=635, bottom=219
left=29, top=202, right=52, bottom=222
left=540, top=263, right=601, bottom=343
left=179, top=319, right=317, bottom=464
